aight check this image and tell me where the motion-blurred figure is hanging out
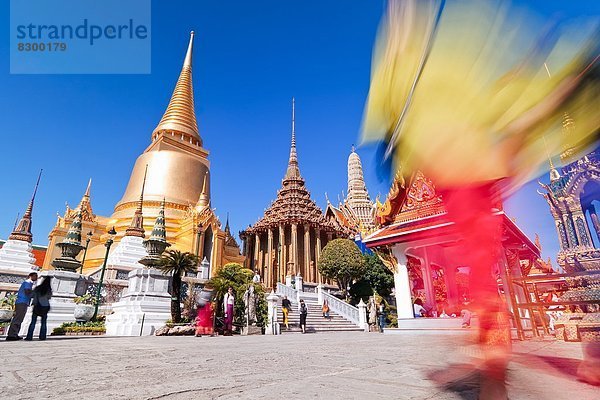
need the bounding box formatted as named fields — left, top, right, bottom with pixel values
left=362, top=0, right=599, bottom=397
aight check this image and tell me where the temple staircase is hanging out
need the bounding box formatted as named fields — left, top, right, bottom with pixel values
left=275, top=283, right=366, bottom=333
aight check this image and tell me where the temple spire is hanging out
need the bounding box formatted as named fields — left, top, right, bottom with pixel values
left=225, top=212, right=230, bottom=233
left=284, top=97, right=301, bottom=180
left=148, top=198, right=168, bottom=243
left=198, top=171, right=210, bottom=207
left=9, top=169, right=42, bottom=243
left=75, top=178, right=94, bottom=218
left=152, top=31, right=201, bottom=143
left=125, top=165, right=147, bottom=238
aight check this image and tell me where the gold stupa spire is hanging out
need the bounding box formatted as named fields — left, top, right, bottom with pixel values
left=152, top=31, right=201, bottom=144
left=197, top=171, right=210, bottom=207
left=125, top=165, right=148, bottom=238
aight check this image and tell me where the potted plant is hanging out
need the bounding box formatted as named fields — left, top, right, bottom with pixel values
left=0, top=294, right=16, bottom=322
left=73, top=294, right=96, bottom=322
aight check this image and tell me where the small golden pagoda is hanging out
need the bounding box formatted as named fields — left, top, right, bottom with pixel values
left=43, top=32, right=244, bottom=276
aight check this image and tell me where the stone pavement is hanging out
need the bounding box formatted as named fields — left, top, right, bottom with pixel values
left=0, top=332, right=597, bottom=400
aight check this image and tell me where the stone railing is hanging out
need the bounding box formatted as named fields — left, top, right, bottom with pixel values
left=322, top=291, right=361, bottom=326
left=276, top=282, right=298, bottom=303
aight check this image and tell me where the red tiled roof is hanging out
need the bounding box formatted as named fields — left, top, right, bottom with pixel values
left=364, top=212, right=540, bottom=258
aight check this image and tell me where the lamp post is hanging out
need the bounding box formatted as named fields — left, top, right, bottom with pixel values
left=92, top=227, right=116, bottom=320
left=79, top=231, right=93, bottom=274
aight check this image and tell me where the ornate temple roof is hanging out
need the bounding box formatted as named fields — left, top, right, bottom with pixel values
left=242, top=100, right=349, bottom=236
left=65, top=179, right=96, bottom=223
left=375, top=170, right=445, bottom=226
left=152, top=31, right=201, bottom=144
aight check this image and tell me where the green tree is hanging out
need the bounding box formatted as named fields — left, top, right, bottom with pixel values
left=318, top=238, right=366, bottom=294
left=349, top=254, right=395, bottom=303
left=157, top=250, right=199, bottom=323
left=363, top=253, right=395, bottom=297
left=207, top=263, right=268, bottom=328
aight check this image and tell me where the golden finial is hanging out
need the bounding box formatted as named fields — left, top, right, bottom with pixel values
left=152, top=31, right=200, bottom=143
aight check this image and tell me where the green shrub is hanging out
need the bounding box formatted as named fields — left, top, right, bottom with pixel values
left=0, top=294, right=17, bottom=310
left=52, top=320, right=106, bottom=335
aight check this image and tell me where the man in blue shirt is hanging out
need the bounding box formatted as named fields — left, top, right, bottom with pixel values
left=6, top=271, right=38, bottom=341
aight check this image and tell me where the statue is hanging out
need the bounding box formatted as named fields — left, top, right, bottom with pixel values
left=368, top=296, right=377, bottom=328
left=243, top=284, right=257, bottom=326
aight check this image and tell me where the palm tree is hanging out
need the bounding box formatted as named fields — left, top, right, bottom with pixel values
left=157, top=250, right=199, bottom=323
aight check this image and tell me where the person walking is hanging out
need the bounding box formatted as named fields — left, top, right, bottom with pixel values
left=299, top=299, right=308, bottom=334
left=281, top=295, right=291, bottom=330
left=25, top=276, right=52, bottom=341
left=223, top=287, right=235, bottom=336
left=322, top=299, right=330, bottom=319
left=378, top=302, right=387, bottom=333
left=6, top=271, right=38, bottom=341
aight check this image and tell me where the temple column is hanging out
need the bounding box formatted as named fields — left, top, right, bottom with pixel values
left=267, top=228, right=274, bottom=286
left=198, top=230, right=206, bottom=261
left=304, top=224, right=311, bottom=282
left=316, top=229, right=322, bottom=284
left=241, top=236, right=247, bottom=258
left=420, top=247, right=436, bottom=313
left=391, top=247, right=414, bottom=319
left=591, top=209, right=600, bottom=244
left=258, top=233, right=265, bottom=275
left=278, top=224, right=286, bottom=283
left=254, top=233, right=261, bottom=271
left=291, top=223, right=298, bottom=276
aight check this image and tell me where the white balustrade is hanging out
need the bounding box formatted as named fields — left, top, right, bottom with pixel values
left=276, top=282, right=298, bottom=304
left=322, top=291, right=361, bottom=326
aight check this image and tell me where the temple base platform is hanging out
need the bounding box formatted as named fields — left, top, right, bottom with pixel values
left=105, top=269, right=171, bottom=336
left=383, top=317, right=479, bottom=335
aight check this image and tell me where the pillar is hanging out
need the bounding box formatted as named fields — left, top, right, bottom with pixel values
left=278, top=225, right=285, bottom=282
left=254, top=233, right=260, bottom=270
left=316, top=229, right=322, bottom=284
left=198, top=230, right=205, bottom=260
left=291, top=223, right=298, bottom=276
left=391, top=248, right=414, bottom=319
left=304, top=224, right=311, bottom=281
left=357, top=299, right=369, bottom=332
left=420, top=248, right=436, bottom=312
left=266, top=291, right=280, bottom=335
left=267, top=228, right=274, bottom=286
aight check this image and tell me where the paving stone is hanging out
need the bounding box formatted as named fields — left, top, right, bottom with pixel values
left=0, top=332, right=597, bottom=399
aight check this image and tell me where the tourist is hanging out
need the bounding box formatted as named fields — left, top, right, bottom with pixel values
left=6, top=271, right=38, bottom=341
left=252, top=270, right=261, bottom=284
left=413, top=298, right=426, bottom=318
left=223, top=287, right=235, bottom=336
left=299, top=299, right=308, bottom=333
left=25, top=276, right=52, bottom=341
left=322, top=299, right=330, bottom=319
left=281, top=295, right=291, bottom=330
left=460, top=297, right=473, bottom=328
left=378, top=302, right=386, bottom=333
left=195, top=292, right=214, bottom=337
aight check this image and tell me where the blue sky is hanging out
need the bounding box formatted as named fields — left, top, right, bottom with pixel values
left=0, top=1, right=597, bottom=265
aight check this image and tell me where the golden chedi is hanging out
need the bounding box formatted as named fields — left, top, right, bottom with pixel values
left=44, top=32, right=244, bottom=278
